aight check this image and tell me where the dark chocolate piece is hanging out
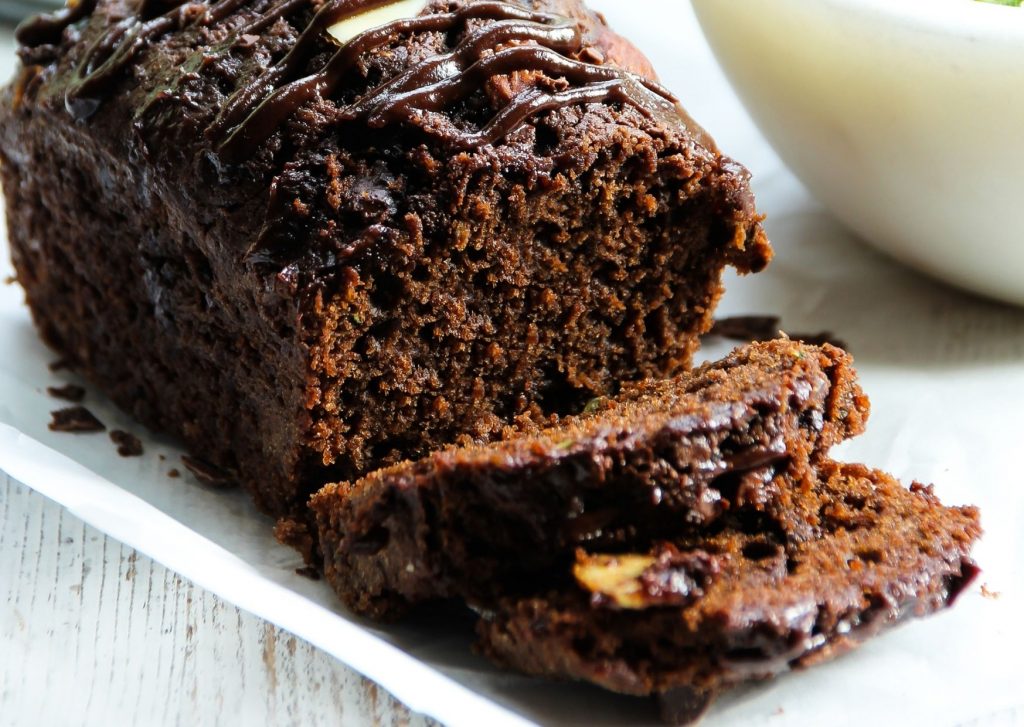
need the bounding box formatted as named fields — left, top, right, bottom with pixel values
left=46, top=383, right=86, bottom=402
left=657, top=688, right=715, bottom=727
left=311, top=341, right=869, bottom=619
left=181, top=455, right=237, bottom=488
left=295, top=565, right=322, bottom=580
left=48, top=406, right=106, bottom=432
left=708, top=315, right=781, bottom=342
left=110, top=429, right=144, bottom=457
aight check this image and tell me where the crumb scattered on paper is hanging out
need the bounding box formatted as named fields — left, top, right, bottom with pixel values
left=48, top=406, right=105, bottom=433
left=981, top=584, right=1001, bottom=600
left=46, top=384, right=86, bottom=402
left=110, top=430, right=143, bottom=457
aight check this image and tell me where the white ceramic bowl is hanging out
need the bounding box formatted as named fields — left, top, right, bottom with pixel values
left=692, top=0, right=1024, bottom=305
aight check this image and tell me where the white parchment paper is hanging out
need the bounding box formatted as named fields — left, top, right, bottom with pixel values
left=2, top=3, right=1023, bottom=725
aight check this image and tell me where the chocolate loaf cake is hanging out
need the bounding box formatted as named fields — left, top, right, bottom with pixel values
left=0, top=0, right=770, bottom=517
left=311, top=341, right=870, bottom=618
left=475, top=461, right=981, bottom=723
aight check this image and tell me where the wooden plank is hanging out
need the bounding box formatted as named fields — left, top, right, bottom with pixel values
left=0, top=473, right=436, bottom=727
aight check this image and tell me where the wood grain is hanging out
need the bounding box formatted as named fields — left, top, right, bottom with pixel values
left=0, top=472, right=437, bottom=727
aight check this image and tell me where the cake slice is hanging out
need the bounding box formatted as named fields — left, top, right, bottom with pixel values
left=1, top=0, right=770, bottom=519
left=310, top=341, right=869, bottom=618
left=475, top=461, right=981, bottom=723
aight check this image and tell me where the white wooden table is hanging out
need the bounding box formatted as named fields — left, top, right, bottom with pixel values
left=0, top=472, right=433, bottom=727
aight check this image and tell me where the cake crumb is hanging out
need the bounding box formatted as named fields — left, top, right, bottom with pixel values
left=49, top=406, right=105, bottom=433
left=3, top=274, right=15, bottom=285
left=48, top=358, right=75, bottom=372
left=46, top=384, right=86, bottom=402
left=159, top=454, right=166, bottom=461
left=980, top=583, right=1001, bottom=600
left=167, top=468, right=180, bottom=478
left=110, top=430, right=143, bottom=457
left=275, top=517, right=315, bottom=564
left=295, top=566, right=321, bottom=581
left=182, top=455, right=236, bottom=488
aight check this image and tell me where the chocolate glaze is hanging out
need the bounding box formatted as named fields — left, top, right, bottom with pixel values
left=212, top=0, right=678, bottom=159
left=18, top=0, right=248, bottom=119
left=19, top=0, right=678, bottom=154
left=15, top=0, right=98, bottom=48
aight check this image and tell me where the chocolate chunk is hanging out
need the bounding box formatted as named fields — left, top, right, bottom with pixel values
left=295, top=566, right=321, bottom=581
left=708, top=315, right=781, bottom=342
left=657, top=687, right=716, bottom=726
left=109, top=429, right=143, bottom=457
left=181, top=455, right=236, bottom=488
left=46, top=383, right=86, bottom=402
left=48, top=406, right=105, bottom=433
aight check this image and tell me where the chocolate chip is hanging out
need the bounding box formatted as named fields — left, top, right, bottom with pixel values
left=46, top=383, right=86, bottom=402
left=110, top=429, right=143, bottom=457
left=181, top=455, right=236, bottom=488
left=708, top=316, right=781, bottom=342
left=295, top=566, right=321, bottom=581
left=657, top=686, right=715, bottom=725
left=48, top=406, right=105, bottom=433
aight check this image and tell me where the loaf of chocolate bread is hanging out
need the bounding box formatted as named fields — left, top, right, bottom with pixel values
left=311, top=341, right=870, bottom=618
left=475, top=461, right=981, bottom=723
left=0, top=0, right=770, bottom=517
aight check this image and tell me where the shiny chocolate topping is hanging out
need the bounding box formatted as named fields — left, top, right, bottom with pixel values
left=18, top=0, right=250, bottom=119
left=17, top=0, right=680, bottom=155
left=15, top=0, right=98, bottom=48
left=210, top=0, right=680, bottom=160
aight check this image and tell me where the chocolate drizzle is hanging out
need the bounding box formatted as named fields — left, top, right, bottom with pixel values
left=18, top=0, right=249, bottom=120
left=211, top=0, right=679, bottom=159
left=15, top=0, right=98, bottom=48
left=18, top=0, right=679, bottom=154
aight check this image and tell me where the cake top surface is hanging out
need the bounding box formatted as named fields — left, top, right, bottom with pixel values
left=15, top=0, right=689, bottom=154
left=7, top=0, right=765, bottom=285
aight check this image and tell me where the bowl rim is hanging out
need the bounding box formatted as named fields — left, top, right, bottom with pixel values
left=802, top=0, right=1024, bottom=39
